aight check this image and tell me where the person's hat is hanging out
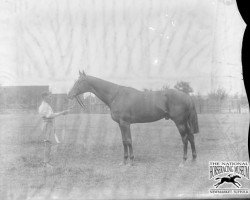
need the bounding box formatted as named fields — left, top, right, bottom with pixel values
left=41, top=91, right=52, bottom=98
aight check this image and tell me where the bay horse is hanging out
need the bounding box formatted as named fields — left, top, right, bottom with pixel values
left=68, top=70, right=199, bottom=165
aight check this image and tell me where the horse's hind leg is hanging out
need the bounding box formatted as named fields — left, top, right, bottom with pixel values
left=233, top=183, right=239, bottom=188
left=187, top=133, right=197, bottom=160
left=176, top=123, right=188, bottom=161
left=215, top=182, right=222, bottom=188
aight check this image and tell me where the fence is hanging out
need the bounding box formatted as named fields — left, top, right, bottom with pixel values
left=193, top=98, right=249, bottom=114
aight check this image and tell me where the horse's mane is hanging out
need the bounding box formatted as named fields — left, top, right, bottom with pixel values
left=87, top=76, right=119, bottom=88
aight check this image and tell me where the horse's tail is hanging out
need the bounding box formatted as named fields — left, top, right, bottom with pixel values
left=187, top=101, right=199, bottom=134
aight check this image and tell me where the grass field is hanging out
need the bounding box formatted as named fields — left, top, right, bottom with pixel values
left=0, top=113, right=249, bottom=199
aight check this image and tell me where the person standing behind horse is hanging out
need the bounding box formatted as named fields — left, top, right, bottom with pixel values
left=38, top=91, right=69, bottom=167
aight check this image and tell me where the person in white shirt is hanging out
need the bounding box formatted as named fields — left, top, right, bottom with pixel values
left=38, top=91, right=70, bottom=167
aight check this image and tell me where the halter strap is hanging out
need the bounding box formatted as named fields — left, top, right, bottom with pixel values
left=76, top=95, right=86, bottom=109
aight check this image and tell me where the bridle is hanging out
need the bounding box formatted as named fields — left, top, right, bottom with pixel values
left=73, top=77, right=86, bottom=109
left=72, top=76, right=121, bottom=109
left=76, top=95, right=86, bottom=109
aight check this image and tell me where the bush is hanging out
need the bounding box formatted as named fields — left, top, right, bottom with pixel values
left=174, top=81, right=193, bottom=94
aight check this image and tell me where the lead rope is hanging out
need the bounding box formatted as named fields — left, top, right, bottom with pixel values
left=62, top=111, right=66, bottom=141
left=62, top=99, right=75, bottom=141
left=62, top=99, right=72, bottom=142
left=61, top=99, right=74, bottom=171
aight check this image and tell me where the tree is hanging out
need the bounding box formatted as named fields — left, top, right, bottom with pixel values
left=207, top=87, right=228, bottom=113
left=174, top=81, right=193, bottom=94
left=208, top=87, right=228, bottom=101
left=195, top=92, right=204, bottom=113
left=143, top=88, right=153, bottom=92
left=231, top=93, right=239, bottom=100
left=17, top=0, right=77, bottom=81
left=161, top=84, right=170, bottom=91
left=240, top=95, right=248, bottom=107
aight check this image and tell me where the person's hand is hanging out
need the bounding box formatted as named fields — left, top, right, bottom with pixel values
left=62, top=110, right=70, bottom=115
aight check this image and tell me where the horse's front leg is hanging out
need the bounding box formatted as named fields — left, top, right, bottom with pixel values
left=126, top=126, right=134, bottom=165
left=119, top=121, right=134, bottom=165
left=215, top=183, right=221, bottom=188
left=233, top=181, right=241, bottom=188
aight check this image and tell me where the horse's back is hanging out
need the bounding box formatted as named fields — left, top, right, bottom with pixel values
left=164, top=89, right=193, bottom=105
left=111, top=88, right=167, bottom=123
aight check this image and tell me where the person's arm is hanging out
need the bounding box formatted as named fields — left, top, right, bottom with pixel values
left=40, top=103, right=70, bottom=119
left=50, top=110, right=69, bottom=118
left=45, top=110, right=69, bottom=119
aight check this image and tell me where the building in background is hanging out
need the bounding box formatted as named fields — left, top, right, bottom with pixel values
left=0, top=85, right=49, bottom=111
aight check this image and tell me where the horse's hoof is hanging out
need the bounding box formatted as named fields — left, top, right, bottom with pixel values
left=128, top=162, right=135, bottom=167
left=179, top=163, right=184, bottom=168
left=179, top=161, right=185, bottom=168
left=119, top=161, right=128, bottom=166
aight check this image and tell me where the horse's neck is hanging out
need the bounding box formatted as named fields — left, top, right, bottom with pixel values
left=86, top=76, right=119, bottom=106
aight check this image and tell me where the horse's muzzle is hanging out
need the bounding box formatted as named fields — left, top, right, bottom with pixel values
left=67, top=93, right=75, bottom=100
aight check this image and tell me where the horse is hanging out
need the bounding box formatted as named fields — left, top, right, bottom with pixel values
left=68, top=70, right=199, bottom=165
left=214, top=174, right=241, bottom=188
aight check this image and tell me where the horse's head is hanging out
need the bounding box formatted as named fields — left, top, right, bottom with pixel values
left=68, top=70, right=92, bottom=100
left=228, top=174, right=241, bottom=179
left=234, top=175, right=241, bottom=179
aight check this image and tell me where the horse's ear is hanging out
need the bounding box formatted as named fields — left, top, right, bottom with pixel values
left=82, top=70, right=86, bottom=76
left=79, top=70, right=86, bottom=77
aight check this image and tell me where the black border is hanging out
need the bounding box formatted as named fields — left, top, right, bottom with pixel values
left=236, top=0, right=250, bottom=161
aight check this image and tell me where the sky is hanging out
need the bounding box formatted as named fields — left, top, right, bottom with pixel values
left=0, top=0, right=246, bottom=95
